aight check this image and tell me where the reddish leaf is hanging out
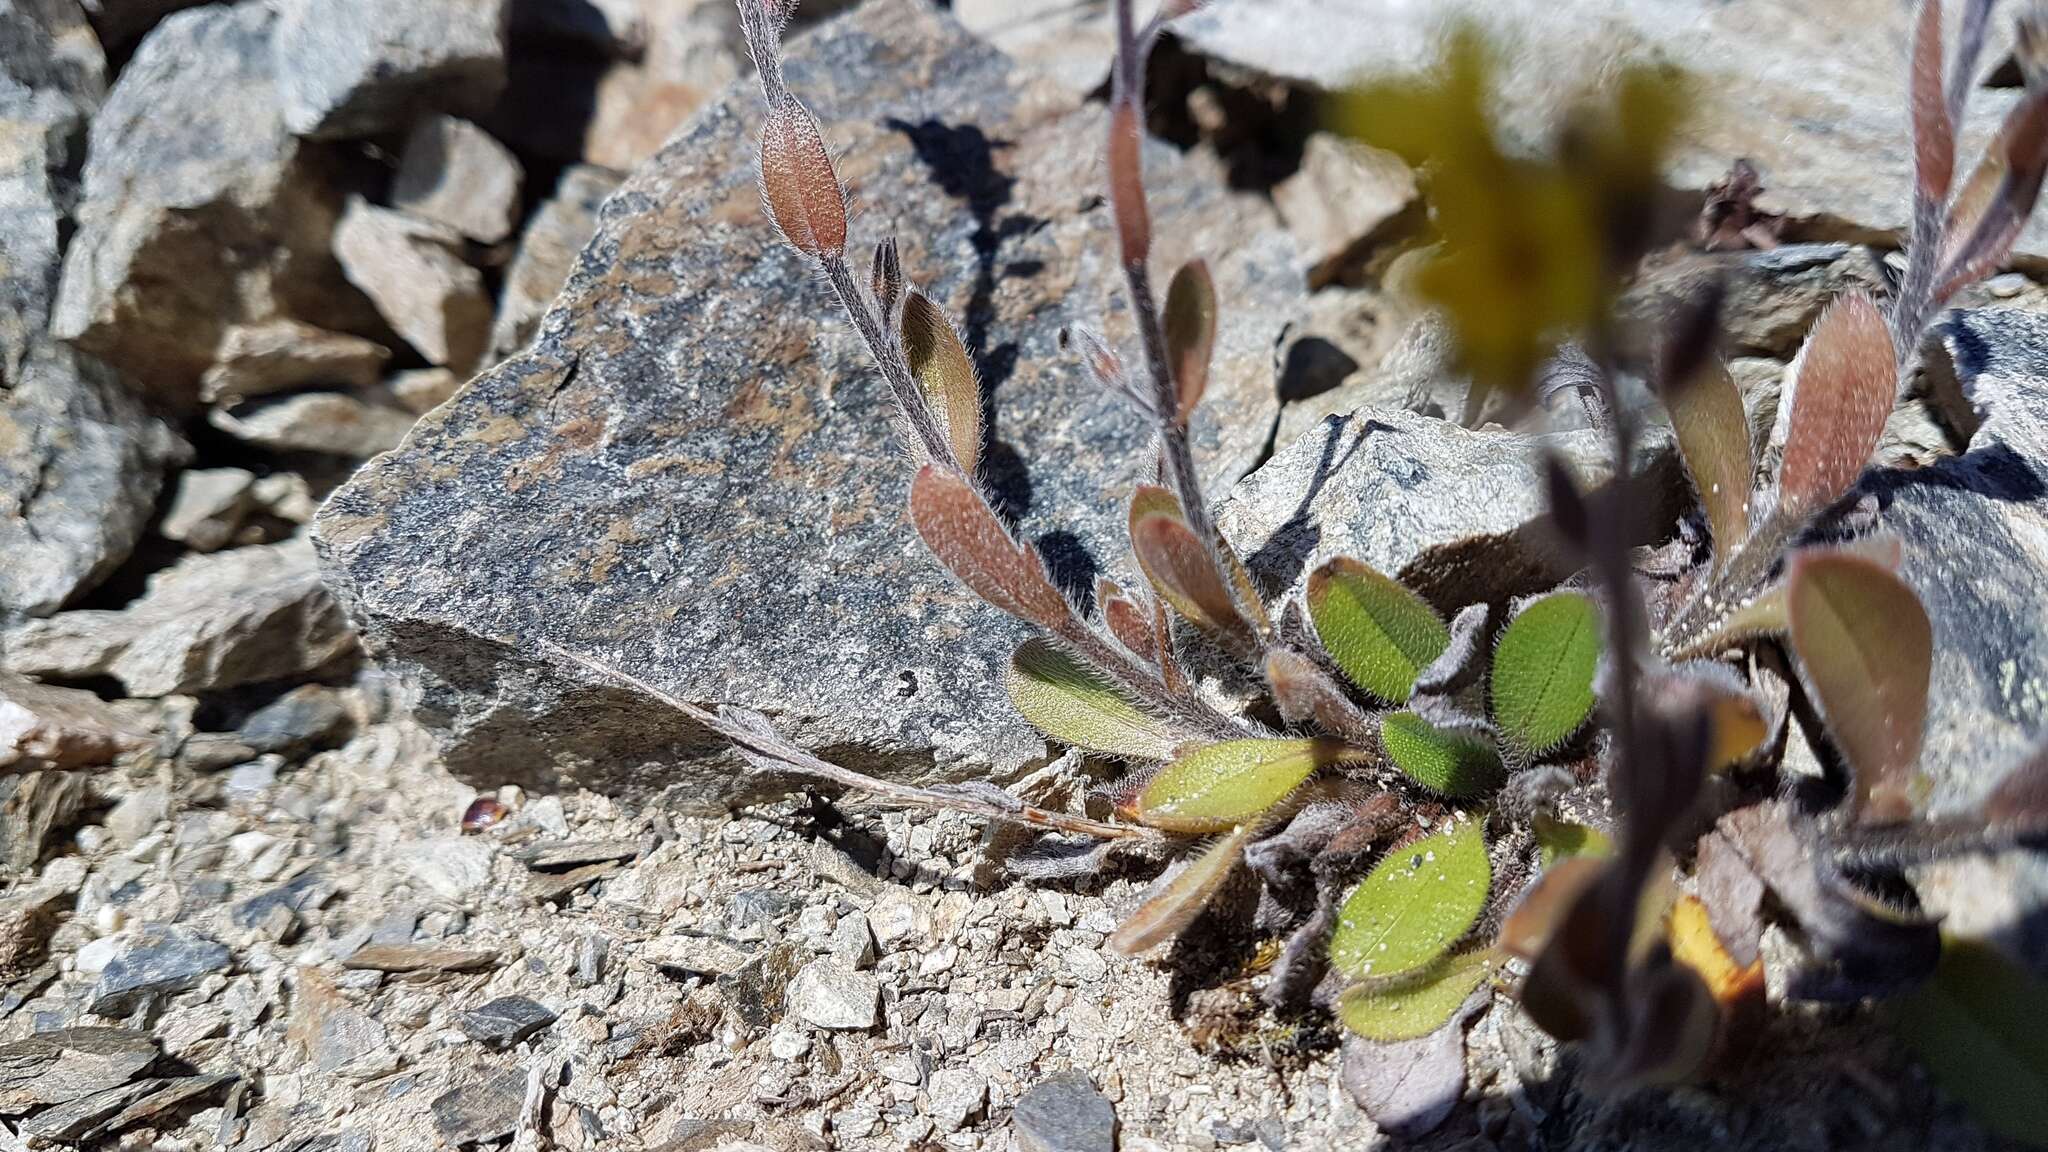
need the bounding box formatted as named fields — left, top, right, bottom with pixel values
left=909, top=465, right=1069, bottom=630
left=1500, top=856, right=1606, bottom=961
left=1665, top=362, right=1752, bottom=567
left=1263, top=649, right=1375, bottom=743
left=1937, top=91, right=2048, bottom=303
left=1787, top=551, right=1931, bottom=824
left=1164, top=260, right=1217, bottom=422
left=901, top=292, right=983, bottom=472
left=1129, top=486, right=1246, bottom=638
left=1109, top=824, right=1252, bottom=955
left=1911, top=0, right=1954, bottom=207
left=1152, top=596, right=1190, bottom=696
left=758, top=97, right=845, bottom=259
left=1098, top=579, right=1159, bottom=662
left=1777, top=292, right=1895, bottom=522
left=1108, top=101, right=1150, bottom=266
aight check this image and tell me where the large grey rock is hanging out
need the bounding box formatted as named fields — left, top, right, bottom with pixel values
left=316, top=0, right=1301, bottom=811
left=1011, top=1071, right=1116, bottom=1152
left=1220, top=406, right=1674, bottom=612
left=3, top=535, right=357, bottom=696
left=1179, top=0, right=2048, bottom=259
left=1, top=346, right=186, bottom=617
left=51, top=4, right=352, bottom=410
left=489, top=164, right=619, bottom=359
left=274, top=0, right=509, bottom=140
left=1852, top=309, right=2048, bottom=961
left=2, top=7, right=182, bottom=618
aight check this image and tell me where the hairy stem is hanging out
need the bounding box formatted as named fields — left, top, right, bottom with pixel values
left=821, top=255, right=959, bottom=471
left=540, top=640, right=1154, bottom=841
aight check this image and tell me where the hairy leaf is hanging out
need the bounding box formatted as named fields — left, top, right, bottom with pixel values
left=1894, top=938, right=2048, bottom=1146
left=1108, top=824, right=1252, bottom=956
left=1491, top=592, right=1600, bottom=755
left=1338, top=950, right=1494, bottom=1042
left=1910, top=0, right=1954, bottom=208
left=1006, top=639, right=1177, bottom=759
left=1380, top=712, right=1504, bottom=798
left=1665, top=361, right=1752, bottom=567
left=1137, top=739, right=1349, bottom=833
left=1131, top=488, right=1245, bottom=639
left=1330, top=819, right=1492, bottom=981
left=1938, top=91, right=2048, bottom=304
left=901, top=292, right=983, bottom=472
left=758, top=97, right=845, bottom=259
left=1108, top=101, right=1150, bottom=266
left=1307, top=557, right=1450, bottom=703
left=1165, top=259, right=1217, bottom=422
left=1788, top=551, right=1931, bottom=824
left=1777, top=292, right=1896, bottom=523
left=1103, top=594, right=1158, bottom=662
left=909, top=465, right=1069, bottom=630
left=1264, top=650, right=1376, bottom=743
left=1666, top=582, right=1788, bottom=659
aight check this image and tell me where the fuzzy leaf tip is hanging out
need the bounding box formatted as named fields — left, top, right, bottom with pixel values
left=1307, top=557, right=1450, bottom=703
left=1490, top=592, right=1600, bottom=756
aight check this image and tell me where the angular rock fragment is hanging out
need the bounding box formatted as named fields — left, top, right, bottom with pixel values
left=388, top=367, right=464, bottom=415
left=18, top=1079, right=160, bottom=1141
left=430, top=1066, right=526, bottom=1147
left=1271, top=134, right=1416, bottom=287
left=1011, top=1071, right=1116, bottom=1152
left=274, top=0, right=509, bottom=140
left=88, top=924, right=232, bottom=1015
left=488, top=164, right=617, bottom=358
left=458, top=995, right=556, bottom=1049
left=786, top=959, right=878, bottom=1031
left=3, top=536, right=357, bottom=697
left=209, top=391, right=417, bottom=458
left=235, top=684, right=353, bottom=757
left=0, top=768, right=87, bottom=870
left=52, top=4, right=352, bottom=408
left=0, top=672, right=147, bottom=772
left=317, top=0, right=1302, bottom=810
left=391, top=115, right=523, bottom=244
left=199, top=318, right=391, bottom=404
left=334, top=198, right=493, bottom=374
left=158, top=468, right=258, bottom=553
left=0, top=1027, right=155, bottom=1111
left=341, top=944, right=500, bottom=974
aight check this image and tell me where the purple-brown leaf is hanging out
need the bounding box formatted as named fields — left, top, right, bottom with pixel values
left=1164, top=259, right=1217, bottom=423
left=758, top=97, right=845, bottom=259
left=1911, top=0, right=1954, bottom=207
left=1936, top=91, right=2048, bottom=303
left=910, top=465, right=1069, bottom=630
left=1777, top=292, right=1895, bottom=522
left=1108, top=823, right=1252, bottom=955
left=1787, top=551, right=1931, bottom=824
left=1108, top=101, right=1150, bottom=266
left=1130, top=485, right=1246, bottom=638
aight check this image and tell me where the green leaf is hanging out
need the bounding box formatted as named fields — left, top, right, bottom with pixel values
left=1490, top=591, right=1600, bottom=755
left=1533, top=815, right=1612, bottom=867
left=1330, top=819, right=1492, bottom=981
left=1306, top=557, right=1449, bottom=703
left=1380, top=712, right=1504, bottom=798
left=1338, top=949, right=1495, bottom=1041
left=1893, top=938, right=2048, bottom=1147
left=1108, top=824, right=1252, bottom=956
left=1136, top=739, right=1350, bottom=834
left=1787, top=551, right=1931, bottom=824
left=901, top=291, right=983, bottom=473
left=1006, top=639, right=1178, bottom=760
